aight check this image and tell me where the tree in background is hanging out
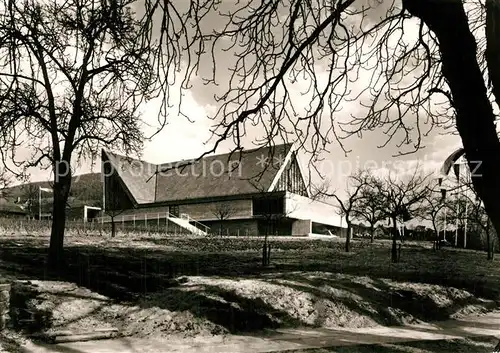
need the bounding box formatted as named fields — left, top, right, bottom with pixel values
left=471, top=203, right=497, bottom=260
left=104, top=200, right=125, bottom=239
left=211, top=202, right=235, bottom=236
left=376, top=168, right=430, bottom=263
left=421, top=182, right=449, bottom=250
left=352, top=179, right=387, bottom=243
left=314, top=169, right=375, bottom=252
left=0, top=0, right=172, bottom=267
left=447, top=186, right=497, bottom=260
left=20, top=183, right=39, bottom=218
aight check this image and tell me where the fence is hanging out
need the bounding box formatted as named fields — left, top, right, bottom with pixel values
left=96, top=211, right=210, bottom=235
left=0, top=216, right=209, bottom=238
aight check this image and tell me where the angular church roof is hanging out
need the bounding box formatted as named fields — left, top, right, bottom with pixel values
left=102, top=143, right=297, bottom=205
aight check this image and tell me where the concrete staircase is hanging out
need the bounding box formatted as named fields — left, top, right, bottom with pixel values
left=167, top=214, right=207, bottom=236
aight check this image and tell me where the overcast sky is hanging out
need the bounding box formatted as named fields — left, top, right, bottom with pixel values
left=22, top=0, right=464, bottom=195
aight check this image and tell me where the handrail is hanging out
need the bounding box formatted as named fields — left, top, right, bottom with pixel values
left=181, top=214, right=210, bottom=233
left=97, top=211, right=209, bottom=234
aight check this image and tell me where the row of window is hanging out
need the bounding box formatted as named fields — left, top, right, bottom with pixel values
left=168, top=197, right=284, bottom=218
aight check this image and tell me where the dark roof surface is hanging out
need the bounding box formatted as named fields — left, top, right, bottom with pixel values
left=103, top=151, right=157, bottom=204
left=104, top=143, right=293, bottom=204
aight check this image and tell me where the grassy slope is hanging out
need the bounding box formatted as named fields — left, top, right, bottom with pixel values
left=0, top=236, right=499, bottom=339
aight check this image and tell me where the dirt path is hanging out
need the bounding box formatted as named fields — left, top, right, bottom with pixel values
left=11, top=311, right=500, bottom=353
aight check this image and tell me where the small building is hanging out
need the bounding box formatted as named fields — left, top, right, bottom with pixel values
left=0, top=197, right=28, bottom=219
left=101, top=143, right=345, bottom=236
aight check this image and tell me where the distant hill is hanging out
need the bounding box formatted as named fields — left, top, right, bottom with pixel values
left=4, top=173, right=102, bottom=206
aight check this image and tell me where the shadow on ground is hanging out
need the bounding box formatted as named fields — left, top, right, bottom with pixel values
left=0, top=238, right=499, bottom=335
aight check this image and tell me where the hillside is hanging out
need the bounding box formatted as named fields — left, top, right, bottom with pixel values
left=4, top=173, right=102, bottom=205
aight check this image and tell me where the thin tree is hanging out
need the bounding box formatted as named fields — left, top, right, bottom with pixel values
left=473, top=205, right=497, bottom=260
left=103, top=188, right=126, bottom=239
left=250, top=178, right=298, bottom=266
left=212, top=202, right=235, bottom=236
left=451, top=186, right=496, bottom=260
left=377, top=168, right=430, bottom=263
left=352, top=180, right=387, bottom=243
left=0, top=0, right=175, bottom=267
left=314, top=170, right=374, bottom=252
left=151, top=0, right=500, bottom=239
left=421, top=183, right=449, bottom=250
left=20, top=182, right=39, bottom=218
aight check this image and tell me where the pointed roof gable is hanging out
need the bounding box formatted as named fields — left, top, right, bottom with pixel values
left=102, top=150, right=157, bottom=205
left=103, top=143, right=296, bottom=204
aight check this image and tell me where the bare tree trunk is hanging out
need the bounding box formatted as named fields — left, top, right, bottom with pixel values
left=111, top=216, right=116, bottom=238
left=48, top=174, right=71, bottom=269
left=370, top=225, right=375, bottom=243
left=486, top=0, right=500, bottom=104
left=345, top=222, right=351, bottom=252
left=404, top=0, right=500, bottom=239
left=262, top=232, right=269, bottom=266
left=432, top=220, right=440, bottom=250
left=391, top=217, right=398, bottom=263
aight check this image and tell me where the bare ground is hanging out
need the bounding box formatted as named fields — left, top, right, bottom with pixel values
left=0, top=235, right=499, bottom=343
left=8, top=273, right=497, bottom=340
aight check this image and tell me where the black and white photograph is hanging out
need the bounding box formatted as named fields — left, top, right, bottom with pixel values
left=0, top=0, right=499, bottom=351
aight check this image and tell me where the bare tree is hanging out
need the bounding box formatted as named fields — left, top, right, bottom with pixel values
left=250, top=178, right=299, bottom=266
left=447, top=182, right=497, bottom=260
left=352, top=179, right=387, bottom=243
left=0, top=0, right=175, bottom=267
left=470, top=202, right=497, bottom=260
left=20, top=182, right=39, bottom=218
left=104, top=200, right=125, bottom=239
left=212, top=202, right=235, bottom=236
left=442, top=161, right=498, bottom=258
left=149, top=0, right=500, bottom=239
left=314, top=170, right=374, bottom=252
left=421, top=183, right=449, bottom=250
left=377, top=168, right=430, bottom=263
left=0, top=170, right=10, bottom=196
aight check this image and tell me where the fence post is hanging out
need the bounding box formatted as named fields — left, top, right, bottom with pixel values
left=165, top=213, right=168, bottom=235
left=133, top=215, right=136, bottom=230
left=145, top=213, right=148, bottom=233
left=237, top=229, right=239, bottom=237
left=157, top=213, right=160, bottom=232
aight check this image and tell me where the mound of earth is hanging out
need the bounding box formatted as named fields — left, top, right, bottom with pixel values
left=8, top=273, right=497, bottom=339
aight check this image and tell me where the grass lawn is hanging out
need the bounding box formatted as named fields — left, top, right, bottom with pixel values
left=0, top=235, right=499, bottom=340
